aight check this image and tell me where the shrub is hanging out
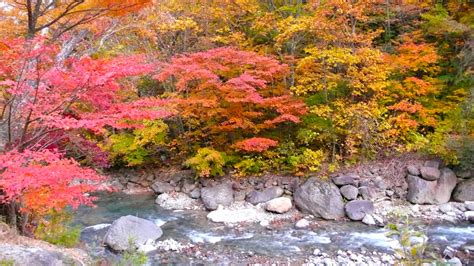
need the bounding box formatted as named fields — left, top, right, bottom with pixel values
left=234, top=157, right=269, bottom=176
left=104, top=120, right=168, bottom=166
left=298, top=148, right=324, bottom=172
left=34, top=211, right=81, bottom=248
left=234, top=138, right=279, bottom=153
left=184, top=148, right=226, bottom=178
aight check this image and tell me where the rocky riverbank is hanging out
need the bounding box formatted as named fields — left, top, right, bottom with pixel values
left=107, top=156, right=473, bottom=226
left=86, top=155, right=474, bottom=264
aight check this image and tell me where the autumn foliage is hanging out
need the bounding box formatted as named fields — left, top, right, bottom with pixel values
left=0, top=0, right=473, bottom=233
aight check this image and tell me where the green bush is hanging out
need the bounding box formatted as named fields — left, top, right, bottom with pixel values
left=184, top=147, right=226, bottom=178
left=34, top=211, right=81, bottom=248
left=234, top=156, right=269, bottom=176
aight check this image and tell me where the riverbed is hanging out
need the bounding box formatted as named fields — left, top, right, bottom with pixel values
left=74, top=192, right=474, bottom=264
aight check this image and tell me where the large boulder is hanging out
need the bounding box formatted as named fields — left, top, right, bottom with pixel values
left=246, top=187, right=284, bottom=205
left=264, top=197, right=292, bottom=214
left=419, top=167, right=441, bottom=181
left=345, top=200, right=374, bottom=221
left=201, top=183, right=234, bottom=210
left=452, top=179, right=474, bottom=202
left=103, top=215, right=163, bottom=251
left=0, top=245, right=75, bottom=266
left=294, top=178, right=345, bottom=220
left=406, top=168, right=457, bottom=204
left=155, top=192, right=201, bottom=210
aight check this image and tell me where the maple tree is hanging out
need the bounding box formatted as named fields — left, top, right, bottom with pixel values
left=155, top=47, right=306, bottom=151
left=0, top=37, right=171, bottom=231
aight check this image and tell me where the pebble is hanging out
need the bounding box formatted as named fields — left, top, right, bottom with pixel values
left=465, top=201, right=474, bottom=211
left=447, top=257, right=462, bottom=266
left=443, top=246, right=456, bottom=259
left=313, top=248, right=321, bottom=256
left=362, top=214, right=376, bottom=225
left=295, top=218, right=310, bottom=229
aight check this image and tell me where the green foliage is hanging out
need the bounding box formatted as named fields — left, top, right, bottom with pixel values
left=105, top=120, right=168, bottom=166
left=0, top=260, right=14, bottom=266
left=234, top=143, right=324, bottom=176
left=184, top=148, right=226, bottom=178
left=117, top=238, right=148, bottom=266
left=386, top=214, right=435, bottom=265
left=234, top=156, right=269, bottom=176
left=34, top=211, right=81, bottom=248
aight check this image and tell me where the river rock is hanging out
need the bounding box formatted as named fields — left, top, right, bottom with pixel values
left=345, top=200, right=374, bottom=221
left=420, top=166, right=441, bottom=181
left=362, top=214, right=376, bottom=225
left=246, top=187, right=284, bottom=205
left=465, top=201, right=474, bottom=211
left=424, top=160, right=441, bottom=169
left=465, top=211, right=474, bottom=223
left=181, top=179, right=196, bottom=194
left=332, top=174, right=359, bottom=186
left=207, top=207, right=260, bottom=224
left=0, top=245, right=75, bottom=266
left=201, top=183, right=234, bottom=210
left=340, top=185, right=358, bottom=200
left=151, top=181, right=175, bottom=194
left=264, top=197, right=292, bottom=214
left=295, top=218, right=310, bottom=229
left=407, top=165, right=420, bottom=176
left=359, top=186, right=379, bottom=200
left=190, top=188, right=201, bottom=199
left=155, top=192, right=200, bottom=210
left=104, top=215, right=163, bottom=251
left=406, top=168, right=457, bottom=204
left=294, top=178, right=345, bottom=220
left=453, top=179, right=474, bottom=202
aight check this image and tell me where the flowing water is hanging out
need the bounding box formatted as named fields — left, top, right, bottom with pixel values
left=74, top=192, right=474, bottom=264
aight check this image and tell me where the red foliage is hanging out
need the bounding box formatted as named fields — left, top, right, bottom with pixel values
left=234, top=137, right=279, bottom=153
left=155, top=47, right=306, bottom=138
left=0, top=149, right=107, bottom=216
left=0, top=38, right=172, bottom=219
left=0, top=38, right=173, bottom=147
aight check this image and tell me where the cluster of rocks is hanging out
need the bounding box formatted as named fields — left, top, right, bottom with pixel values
left=306, top=248, right=397, bottom=266
left=110, top=157, right=473, bottom=227
left=406, top=160, right=457, bottom=204
left=405, top=160, right=473, bottom=223
left=293, top=175, right=386, bottom=225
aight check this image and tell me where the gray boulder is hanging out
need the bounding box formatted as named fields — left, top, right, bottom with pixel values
left=345, top=200, right=374, bottom=221
left=424, top=160, right=441, bottom=169
left=246, top=186, right=284, bottom=205
left=340, top=185, right=358, bottom=200
left=201, top=183, right=234, bottom=210
left=406, top=168, right=457, bottom=204
left=332, top=174, right=359, bottom=186
left=407, top=165, right=420, bottom=176
left=453, top=179, right=474, bottom=202
left=359, top=185, right=380, bottom=200
left=104, top=215, right=163, bottom=251
left=420, top=166, right=441, bottom=181
left=294, top=178, right=345, bottom=220
left=151, top=181, right=175, bottom=194
left=0, top=245, right=75, bottom=266
left=190, top=188, right=201, bottom=199
left=155, top=192, right=200, bottom=210
left=264, top=197, right=292, bottom=214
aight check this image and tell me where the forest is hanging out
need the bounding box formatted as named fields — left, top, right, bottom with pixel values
left=0, top=0, right=473, bottom=265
